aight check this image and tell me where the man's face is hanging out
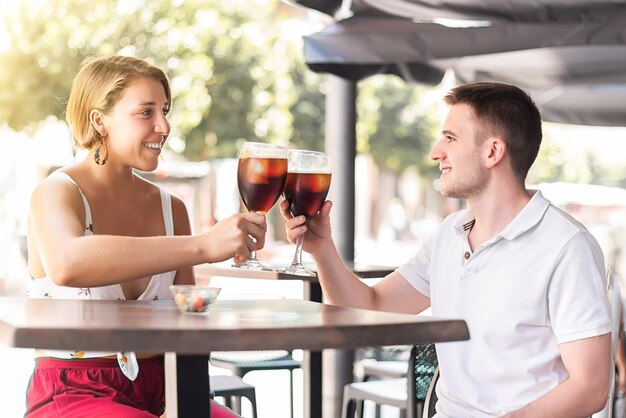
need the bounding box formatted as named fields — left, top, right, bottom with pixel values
left=430, top=104, right=488, bottom=199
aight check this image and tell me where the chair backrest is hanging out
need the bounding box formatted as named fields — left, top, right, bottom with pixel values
left=422, top=367, right=439, bottom=418
left=407, top=343, right=438, bottom=418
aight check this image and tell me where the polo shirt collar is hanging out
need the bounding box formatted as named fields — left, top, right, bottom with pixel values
left=451, top=190, right=551, bottom=240
left=452, top=211, right=476, bottom=235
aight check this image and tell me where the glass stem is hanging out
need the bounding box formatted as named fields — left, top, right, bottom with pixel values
left=291, top=234, right=305, bottom=268
left=249, top=247, right=259, bottom=262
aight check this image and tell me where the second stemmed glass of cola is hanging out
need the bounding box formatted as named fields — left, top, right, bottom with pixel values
left=235, top=141, right=288, bottom=270
left=282, top=150, right=332, bottom=276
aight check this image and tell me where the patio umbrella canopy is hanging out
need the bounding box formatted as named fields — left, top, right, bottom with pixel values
left=291, top=0, right=626, bottom=126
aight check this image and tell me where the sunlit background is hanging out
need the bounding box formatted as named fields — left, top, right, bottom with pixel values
left=3, top=1, right=626, bottom=416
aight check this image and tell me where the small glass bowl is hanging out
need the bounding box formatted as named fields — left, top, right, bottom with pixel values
left=170, top=285, right=221, bottom=315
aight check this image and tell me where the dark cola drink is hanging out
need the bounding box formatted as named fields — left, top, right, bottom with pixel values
left=283, top=172, right=332, bottom=219
left=238, top=157, right=288, bottom=214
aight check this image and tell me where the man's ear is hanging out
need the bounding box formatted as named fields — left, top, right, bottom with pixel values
left=484, top=137, right=506, bottom=169
left=89, top=109, right=106, bottom=136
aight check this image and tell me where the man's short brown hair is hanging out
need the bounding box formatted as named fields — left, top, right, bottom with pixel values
left=444, top=82, right=542, bottom=182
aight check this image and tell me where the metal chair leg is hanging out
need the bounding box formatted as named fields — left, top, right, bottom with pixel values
left=343, top=398, right=357, bottom=418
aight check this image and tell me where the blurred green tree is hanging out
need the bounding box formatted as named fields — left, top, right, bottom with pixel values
left=357, top=75, right=440, bottom=179
left=527, top=133, right=614, bottom=186
left=0, top=0, right=438, bottom=177
left=0, top=0, right=297, bottom=159
left=286, top=59, right=326, bottom=152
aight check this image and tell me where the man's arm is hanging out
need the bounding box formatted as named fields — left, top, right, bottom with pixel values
left=316, top=249, right=429, bottom=313
left=280, top=199, right=430, bottom=313
left=502, top=332, right=611, bottom=418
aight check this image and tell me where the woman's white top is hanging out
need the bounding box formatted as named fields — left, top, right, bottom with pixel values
left=27, top=171, right=177, bottom=379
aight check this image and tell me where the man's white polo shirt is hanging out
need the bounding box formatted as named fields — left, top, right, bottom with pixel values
left=397, top=191, right=611, bottom=417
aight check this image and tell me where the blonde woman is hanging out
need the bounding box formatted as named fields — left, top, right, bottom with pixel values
left=25, top=55, right=262, bottom=417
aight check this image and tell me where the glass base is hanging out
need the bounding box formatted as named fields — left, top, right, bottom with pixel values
left=232, top=258, right=274, bottom=271
left=281, top=263, right=317, bottom=277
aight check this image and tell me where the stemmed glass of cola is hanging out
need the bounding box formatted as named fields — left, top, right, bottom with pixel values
left=281, top=149, right=331, bottom=276
left=235, top=141, right=288, bottom=270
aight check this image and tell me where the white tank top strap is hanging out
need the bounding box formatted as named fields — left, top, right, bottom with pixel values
left=53, top=171, right=93, bottom=233
left=159, top=187, right=174, bottom=236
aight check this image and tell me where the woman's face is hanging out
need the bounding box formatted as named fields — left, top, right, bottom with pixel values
left=102, top=77, right=170, bottom=171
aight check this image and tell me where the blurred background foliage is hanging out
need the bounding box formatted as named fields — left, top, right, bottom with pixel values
left=3, top=0, right=622, bottom=187
left=357, top=75, right=439, bottom=178
left=0, top=0, right=442, bottom=179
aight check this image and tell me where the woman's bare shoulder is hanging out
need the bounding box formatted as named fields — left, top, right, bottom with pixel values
left=32, top=168, right=83, bottom=204
left=29, top=167, right=88, bottom=231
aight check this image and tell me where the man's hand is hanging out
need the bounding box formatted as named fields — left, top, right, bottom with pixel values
left=279, top=199, right=333, bottom=257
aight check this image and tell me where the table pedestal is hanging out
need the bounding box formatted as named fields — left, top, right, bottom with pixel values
left=165, top=353, right=211, bottom=418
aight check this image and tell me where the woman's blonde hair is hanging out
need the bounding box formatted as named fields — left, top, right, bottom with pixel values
left=66, top=55, right=171, bottom=149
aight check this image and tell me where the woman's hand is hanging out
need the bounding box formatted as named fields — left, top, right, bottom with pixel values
left=201, top=212, right=267, bottom=264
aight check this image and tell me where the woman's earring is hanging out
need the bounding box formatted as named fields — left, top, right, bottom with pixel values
left=94, top=140, right=108, bottom=166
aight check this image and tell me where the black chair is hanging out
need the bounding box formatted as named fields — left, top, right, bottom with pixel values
left=211, top=375, right=258, bottom=418
left=211, top=350, right=301, bottom=418
left=341, top=344, right=438, bottom=418
left=409, top=344, right=439, bottom=418
left=422, top=366, right=439, bottom=418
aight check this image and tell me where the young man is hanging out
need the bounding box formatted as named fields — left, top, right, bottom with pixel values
left=280, top=82, right=612, bottom=417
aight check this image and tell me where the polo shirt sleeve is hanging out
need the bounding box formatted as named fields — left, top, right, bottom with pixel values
left=548, top=230, right=612, bottom=344
left=396, top=235, right=433, bottom=297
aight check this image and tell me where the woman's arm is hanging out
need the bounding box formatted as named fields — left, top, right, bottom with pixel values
left=30, top=177, right=265, bottom=288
